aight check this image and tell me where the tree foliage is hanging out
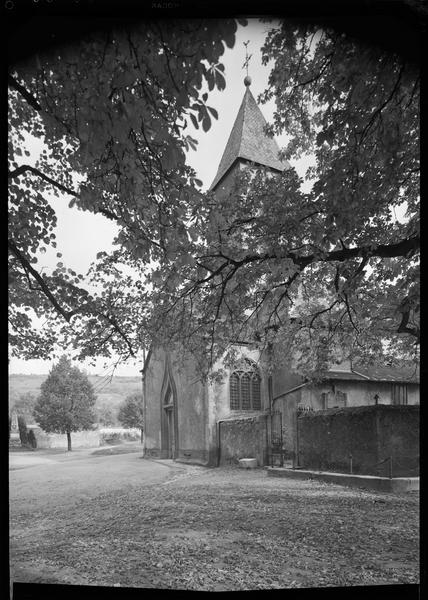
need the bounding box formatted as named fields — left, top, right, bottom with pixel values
left=145, top=21, right=420, bottom=377
left=33, top=356, right=96, bottom=450
left=117, top=393, right=144, bottom=431
left=8, top=19, right=242, bottom=361
left=8, top=18, right=419, bottom=379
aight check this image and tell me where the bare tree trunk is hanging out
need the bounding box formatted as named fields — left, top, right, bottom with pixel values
left=140, top=428, right=143, bottom=444
left=66, top=430, right=72, bottom=451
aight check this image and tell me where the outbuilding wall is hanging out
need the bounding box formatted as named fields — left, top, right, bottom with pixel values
left=297, top=405, right=419, bottom=476
left=303, top=381, right=419, bottom=407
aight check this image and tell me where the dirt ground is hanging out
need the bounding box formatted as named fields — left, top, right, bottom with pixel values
left=9, top=448, right=419, bottom=591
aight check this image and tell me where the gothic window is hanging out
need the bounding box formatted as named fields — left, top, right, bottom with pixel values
left=229, top=359, right=262, bottom=410
left=241, top=373, right=251, bottom=409
left=252, top=376, right=261, bottom=410
left=230, top=373, right=240, bottom=410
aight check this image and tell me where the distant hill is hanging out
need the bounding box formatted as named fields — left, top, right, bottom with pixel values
left=8, top=374, right=142, bottom=426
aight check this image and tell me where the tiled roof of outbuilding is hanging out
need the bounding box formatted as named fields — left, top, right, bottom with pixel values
left=324, top=371, right=368, bottom=382
left=352, top=364, right=419, bottom=383
left=325, top=364, right=419, bottom=384
left=210, top=84, right=289, bottom=190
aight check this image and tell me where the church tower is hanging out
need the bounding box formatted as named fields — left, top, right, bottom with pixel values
left=210, top=76, right=289, bottom=196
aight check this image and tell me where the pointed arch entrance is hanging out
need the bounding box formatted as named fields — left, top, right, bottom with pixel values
left=160, top=357, right=178, bottom=459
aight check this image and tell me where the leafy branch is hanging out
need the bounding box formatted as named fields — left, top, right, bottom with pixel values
left=9, top=165, right=118, bottom=221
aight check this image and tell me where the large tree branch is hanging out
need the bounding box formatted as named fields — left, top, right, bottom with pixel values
left=8, top=239, right=74, bottom=322
left=233, top=235, right=419, bottom=271
left=397, top=305, right=420, bottom=341
left=8, top=74, right=42, bottom=111
left=9, top=165, right=118, bottom=221
left=100, top=313, right=136, bottom=358
left=359, top=63, right=405, bottom=142
left=195, top=235, right=419, bottom=284
left=9, top=240, right=137, bottom=355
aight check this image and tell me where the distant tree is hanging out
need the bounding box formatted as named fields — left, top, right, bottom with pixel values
left=96, top=405, right=117, bottom=428
left=117, top=393, right=144, bottom=443
left=33, top=356, right=96, bottom=451
left=11, top=392, right=37, bottom=423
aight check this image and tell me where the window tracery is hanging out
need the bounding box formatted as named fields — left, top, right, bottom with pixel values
left=229, top=358, right=262, bottom=410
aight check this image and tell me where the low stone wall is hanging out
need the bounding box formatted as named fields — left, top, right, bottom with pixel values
left=297, top=405, right=419, bottom=477
left=219, top=415, right=267, bottom=466
left=29, top=427, right=100, bottom=449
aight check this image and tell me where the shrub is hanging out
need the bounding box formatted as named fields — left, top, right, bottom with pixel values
left=27, top=429, right=37, bottom=449
left=99, top=427, right=140, bottom=446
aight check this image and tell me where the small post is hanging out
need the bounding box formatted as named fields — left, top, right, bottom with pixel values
left=389, top=456, right=393, bottom=479
left=349, top=454, right=353, bottom=474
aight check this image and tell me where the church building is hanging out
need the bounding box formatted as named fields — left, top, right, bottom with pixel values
left=142, top=77, right=288, bottom=466
left=141, top=78, right=419, bottom=468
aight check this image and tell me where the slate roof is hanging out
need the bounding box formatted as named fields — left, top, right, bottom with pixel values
left=324, top=364, right=419, bottom=384
left=352, top=364, right=419, bottom=383
left=210, top=83, right=289, bottom=190
left=324, top=371, right=368, bottom=382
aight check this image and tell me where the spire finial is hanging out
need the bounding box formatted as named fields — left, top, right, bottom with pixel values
left=242, top=40, right=252, bottom=86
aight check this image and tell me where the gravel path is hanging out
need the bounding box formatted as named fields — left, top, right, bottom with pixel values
left=9, top=452, right=419, bottom=591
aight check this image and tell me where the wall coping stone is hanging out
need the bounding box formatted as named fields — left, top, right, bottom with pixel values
left=266, top=467, right=419, bottom=492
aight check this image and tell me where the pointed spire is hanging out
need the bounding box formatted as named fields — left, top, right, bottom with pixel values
left=210, top=83, right=289, bottom=191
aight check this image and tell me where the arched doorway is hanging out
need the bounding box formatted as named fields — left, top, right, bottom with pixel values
left=160, top=359, right=178, bottom=459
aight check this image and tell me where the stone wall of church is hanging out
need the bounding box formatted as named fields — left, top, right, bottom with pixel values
left=205, top=346, right=266, bottom=465
left=171, top=352, right=210, bottom=465
left=271, top=364, right=302, bottom=404
left=143, top=347, right=164, bottom=457
left=211, top=160, right=245, bottom=201
left=143, top=347, right=211, bottom=465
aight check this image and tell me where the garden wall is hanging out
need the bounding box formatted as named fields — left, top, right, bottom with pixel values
left=297, top=405, right=419, bottom=477
left=29, top=427, right=100, bottom=449
left=219, top=415, right=267, bottom=466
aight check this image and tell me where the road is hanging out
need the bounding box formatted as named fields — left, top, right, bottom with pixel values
left=9, top=446, right=187, bottom=515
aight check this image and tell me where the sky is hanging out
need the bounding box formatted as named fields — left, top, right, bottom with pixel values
left=9, top=18, right=315, bottom=377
